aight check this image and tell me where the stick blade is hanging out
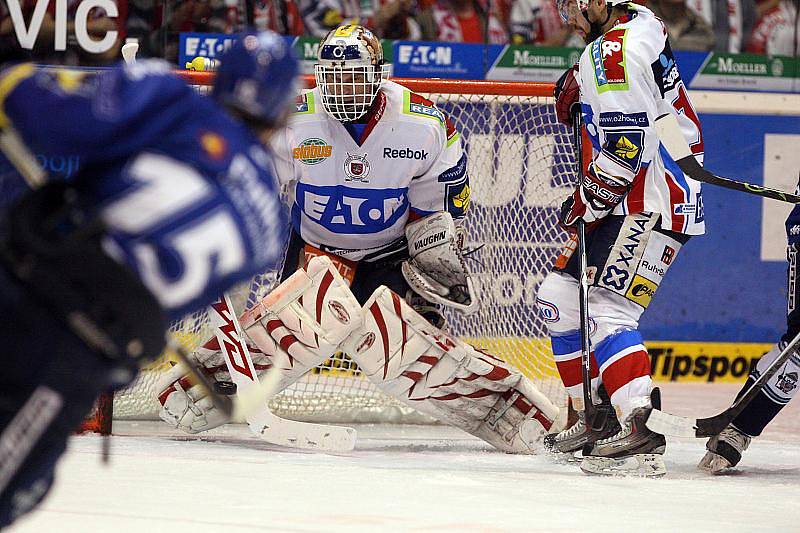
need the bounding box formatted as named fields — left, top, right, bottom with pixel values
left=252, top=419, right=357, bottom=453
left=646, top=409, right=734, bottom=438
left=694, top=413, right=735, bottom=438
left=645, top=408, right=698, bottom=438
left=655, top=113, right=692, bottom=161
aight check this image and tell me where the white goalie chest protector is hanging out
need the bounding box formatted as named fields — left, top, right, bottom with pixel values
left=270, top=80, right=468, bottom=261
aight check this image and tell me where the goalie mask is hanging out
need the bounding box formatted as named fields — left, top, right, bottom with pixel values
left=314, top=24, right=390, bottom=123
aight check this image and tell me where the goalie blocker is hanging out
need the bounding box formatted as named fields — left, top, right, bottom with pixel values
left=158, top=256, right=560, bottom=453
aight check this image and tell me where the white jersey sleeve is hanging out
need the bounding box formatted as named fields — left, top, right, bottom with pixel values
left=403, top=93, right=470, bottom=222
left=578, top=4, right=705, bottom=235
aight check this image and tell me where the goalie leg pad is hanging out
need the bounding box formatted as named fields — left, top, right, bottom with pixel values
left=344, top=286, right=559, bottom=453
left=157, top=256, right=364, bottom=433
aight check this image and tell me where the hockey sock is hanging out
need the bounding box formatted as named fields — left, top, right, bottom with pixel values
left=551, top=331, right=599, bottom=405
left=594, top=329, right=651, bottom=421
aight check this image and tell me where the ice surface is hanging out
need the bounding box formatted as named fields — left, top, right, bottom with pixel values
left=7, top=383, right=799, bottom=533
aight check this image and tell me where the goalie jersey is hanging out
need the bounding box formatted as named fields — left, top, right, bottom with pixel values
left=0, top=61, right=288, bottom=319
left=270, top=79, right=469, bottom=262
left=577, top=3, right=705, bottom=235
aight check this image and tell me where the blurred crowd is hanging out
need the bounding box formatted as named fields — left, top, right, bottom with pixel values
left=1, top=0, right=798, bottom=67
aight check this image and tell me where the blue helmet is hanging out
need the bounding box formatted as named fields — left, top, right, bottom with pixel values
left=213, top=31, right=299, bottom=127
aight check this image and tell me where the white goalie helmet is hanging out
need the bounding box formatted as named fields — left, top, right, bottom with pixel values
left=557, top=0, right=631, bottom=21
left=314, top=24, right=390, bottom=123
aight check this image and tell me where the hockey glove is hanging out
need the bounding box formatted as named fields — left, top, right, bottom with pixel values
left=402, top=212, right=479, bottom=314
left=559, top=162, right=631, bottom=229
left=554, top=64, right=580, bottom=127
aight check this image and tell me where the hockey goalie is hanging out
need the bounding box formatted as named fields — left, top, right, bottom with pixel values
left=156, top=24, right=560, bottom=453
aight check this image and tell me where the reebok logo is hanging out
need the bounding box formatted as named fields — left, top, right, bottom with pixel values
left=383, top=147, right=429, bottom=160
left=414, top=231, right=446, bottom=251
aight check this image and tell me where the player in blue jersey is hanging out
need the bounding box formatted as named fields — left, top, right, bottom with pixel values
left=0, top=31, right=298, bottom=528
left=699, top=199, right=800, bottom=473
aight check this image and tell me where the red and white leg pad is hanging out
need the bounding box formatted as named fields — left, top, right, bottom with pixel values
left=344, top=286, right=560, bottom=453
left=157, top=256, right=364, bottom=433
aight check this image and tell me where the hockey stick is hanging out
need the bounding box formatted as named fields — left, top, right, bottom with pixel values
left=208, top=291, right=357, bottom=453
left=656, top=113, right=800, bottom=204
left=571, top=111, right=597, bottom=428
left=646, top=330, right=800, bottom=438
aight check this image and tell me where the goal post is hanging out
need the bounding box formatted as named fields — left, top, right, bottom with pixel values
left=85, top=73, right=574, bottom=432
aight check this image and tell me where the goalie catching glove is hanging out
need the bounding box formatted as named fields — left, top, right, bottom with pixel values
left=158, top=256, right=559, bottom=453
left=401, top=211, right=479, bottom=314
left=157, top=255, right=363, bottom=433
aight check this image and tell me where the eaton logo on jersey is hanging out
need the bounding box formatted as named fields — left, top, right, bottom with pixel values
left=592, top=28, right=628, bottom=93
left=297, top=183, right=408, bottom=234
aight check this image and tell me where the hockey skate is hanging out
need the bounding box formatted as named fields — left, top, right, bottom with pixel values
left=543, top=387, right=620, bottom=462
left=579, top=389, right=666, bottom=477
left=698, top=424, right=751, bottom=474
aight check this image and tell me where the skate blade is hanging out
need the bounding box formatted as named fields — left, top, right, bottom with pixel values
left=580, top=454, right=666, bottom=478
left=548, top=449, right=584, bottom=464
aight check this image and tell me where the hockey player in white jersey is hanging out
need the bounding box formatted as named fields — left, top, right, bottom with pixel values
left=156, top=24, right=561, bottom=454
left=536, top=0, right=705, bottom=475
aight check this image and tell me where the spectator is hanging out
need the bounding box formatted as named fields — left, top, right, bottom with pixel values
left=252, top=0, right=305, bottom=35
left=747, top=0, right=799, bottom=55
left=297, top=0, right=348, bottom=37
left=295, top=0, right=421, bottom=39
left=687, top=0, right=757, bottom=52
left=417, top=0, right=508, bottom=43
left=126, top=1, right=245, bottom=62
left=126, top=0, right=159, bottom=58
left=509, top=0, right=574, bottom=45
left=649, top=0, right=716, bottom=50
left=372, top=0, right=422, bottom=39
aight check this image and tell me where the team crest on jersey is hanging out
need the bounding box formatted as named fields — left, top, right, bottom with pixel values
left=293, top=138, right=332, bottom=165
left=200, top=131, right=227, bottom=160
left=592, top=28, right=628, bottom=93
left=777, top=371, right=798, bottom=394
left=445, top=180, right=470, bottom=217
left=603, top=129, right=643, bottom=172
left=344, top=152, right=371, bottom=182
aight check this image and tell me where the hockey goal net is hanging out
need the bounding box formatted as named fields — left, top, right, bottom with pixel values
left=89, top=74, right=576, bottom=430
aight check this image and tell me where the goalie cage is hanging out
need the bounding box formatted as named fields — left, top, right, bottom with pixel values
left=81, top=73, right=577, bottom=433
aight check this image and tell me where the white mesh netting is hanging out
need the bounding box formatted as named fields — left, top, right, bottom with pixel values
left=111, top=78, right=575, bottom=424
